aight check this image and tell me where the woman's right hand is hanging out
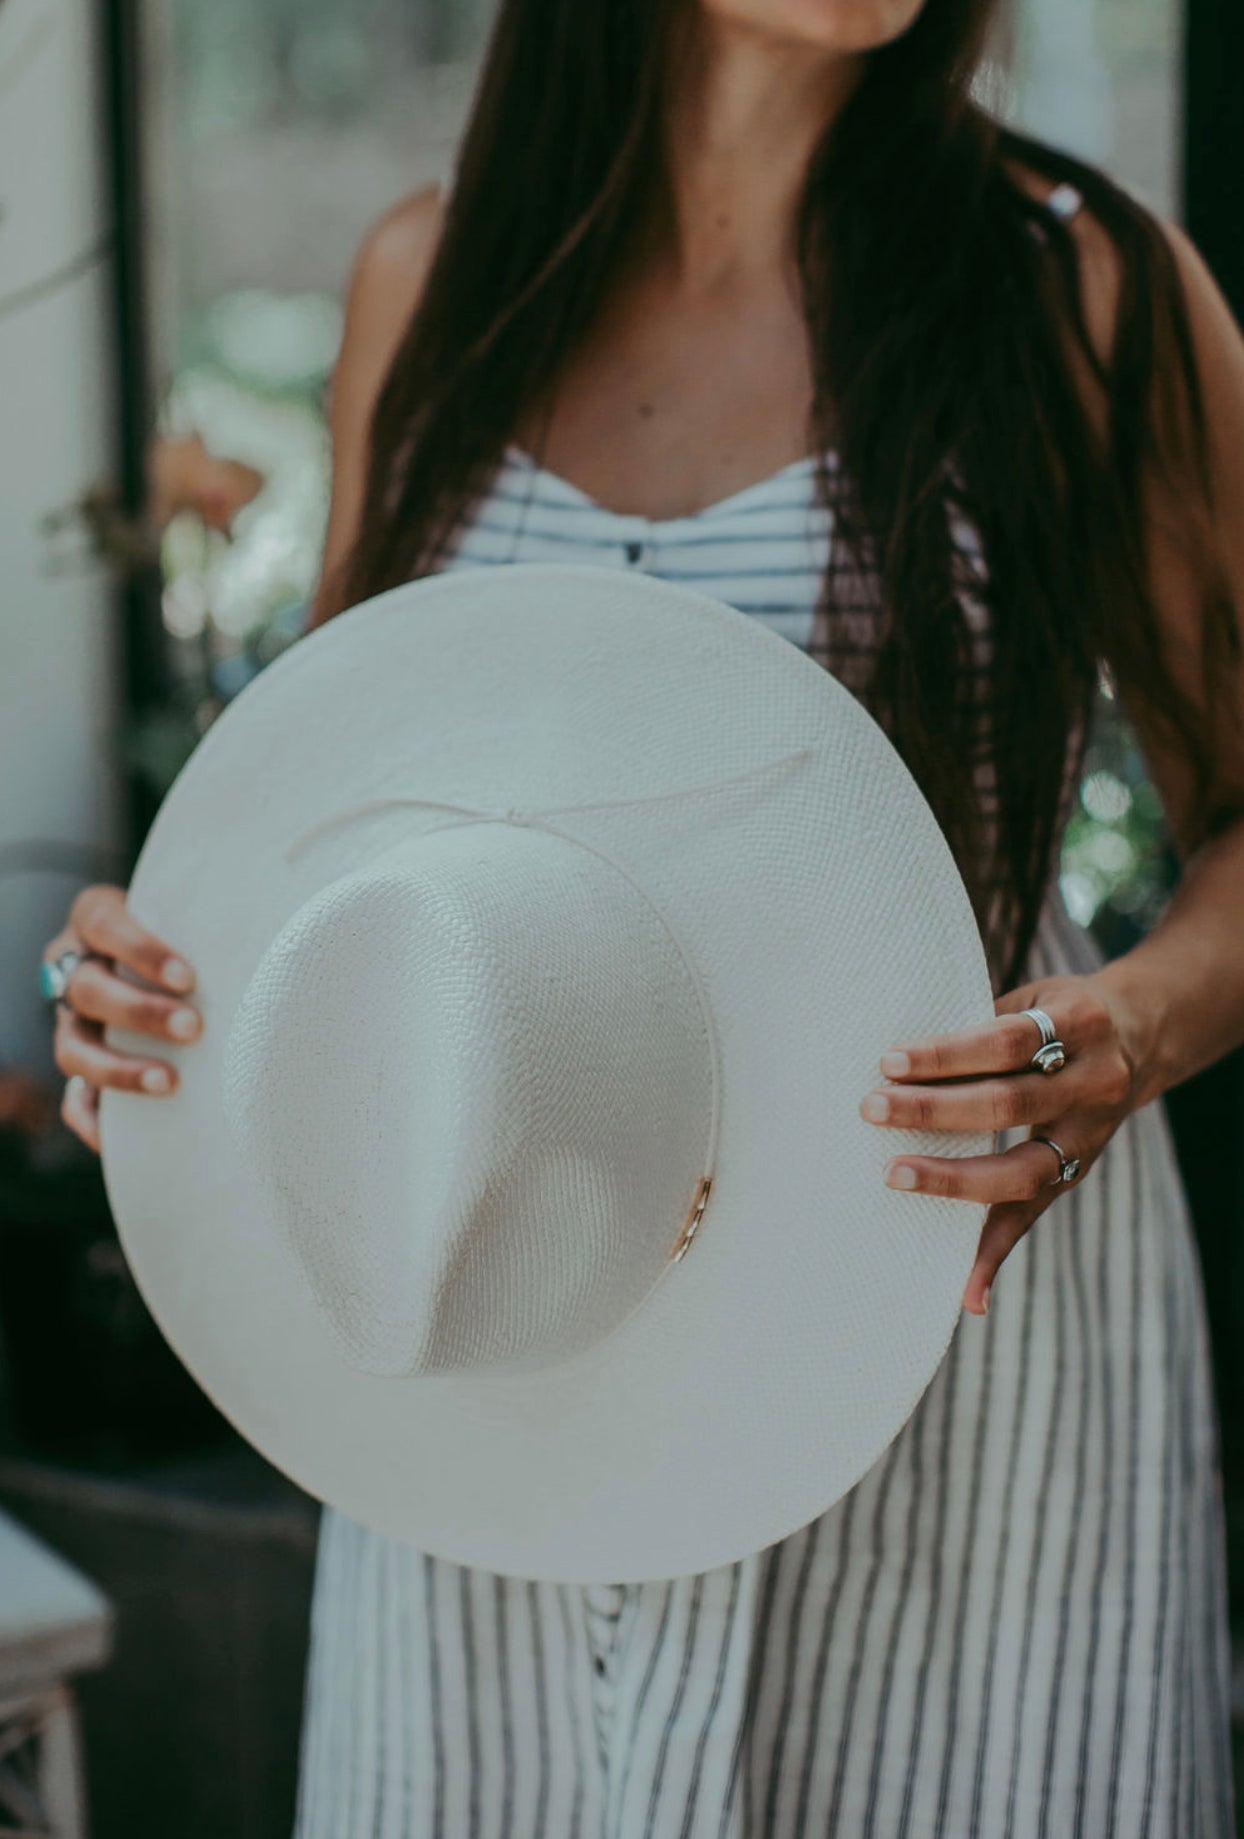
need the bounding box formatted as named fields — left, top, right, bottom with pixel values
left=43, top=885, right=202, bottom=1154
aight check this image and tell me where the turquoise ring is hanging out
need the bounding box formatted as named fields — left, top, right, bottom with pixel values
left=39, top=948, right=85, bottom=1005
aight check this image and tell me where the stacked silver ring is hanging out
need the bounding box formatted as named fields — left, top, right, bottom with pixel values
left=1020, top=1005, right=1067, bottom=1074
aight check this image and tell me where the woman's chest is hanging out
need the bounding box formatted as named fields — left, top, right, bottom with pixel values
left=514, top=279, right=817, bottom=525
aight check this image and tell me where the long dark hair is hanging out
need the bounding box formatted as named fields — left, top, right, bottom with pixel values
left=320, top=0, right=1240, bottom=992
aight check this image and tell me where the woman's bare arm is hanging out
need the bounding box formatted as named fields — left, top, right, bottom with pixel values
left=306, top=184, right=446, bottom=630
left=1065, top=203, right=1244, bottom=1105
left=856, top=189, right=1244, bottom=1314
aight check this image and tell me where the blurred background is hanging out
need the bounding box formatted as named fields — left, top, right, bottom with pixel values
left=0, top=0, right=1240, bottom=1831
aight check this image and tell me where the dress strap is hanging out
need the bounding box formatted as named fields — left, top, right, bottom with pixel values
left=1023, top=179, right=1085, bottom=248
left=1045, top=180, right=1084, bottom=222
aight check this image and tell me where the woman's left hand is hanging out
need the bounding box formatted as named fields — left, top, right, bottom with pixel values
left=860, top=972, right=1153, bottom=1317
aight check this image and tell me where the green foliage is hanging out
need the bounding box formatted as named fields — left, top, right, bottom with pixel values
left=1059, top=688, right=1174, bottom=940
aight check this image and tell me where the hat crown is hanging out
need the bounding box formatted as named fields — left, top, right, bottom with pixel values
left=222, top=819, right=715, bottom=1379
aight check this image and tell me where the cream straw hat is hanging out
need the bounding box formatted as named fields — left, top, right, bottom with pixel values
left=99, top=562, right=993, bottom=1583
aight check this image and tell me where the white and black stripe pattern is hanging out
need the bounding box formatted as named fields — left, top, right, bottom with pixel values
left=291, top=442, right=1234, bottom=1837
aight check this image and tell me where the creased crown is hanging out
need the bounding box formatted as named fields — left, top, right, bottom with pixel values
left=222, top=821, right=714, bottom=1378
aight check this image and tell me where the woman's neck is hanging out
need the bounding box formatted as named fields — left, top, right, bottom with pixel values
left=655, top=13, right=866, bottom=290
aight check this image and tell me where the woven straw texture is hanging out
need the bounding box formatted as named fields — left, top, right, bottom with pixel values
left=222, top=821, right=714, bottom=1378
left=99, top=562, right=995, bottom=1583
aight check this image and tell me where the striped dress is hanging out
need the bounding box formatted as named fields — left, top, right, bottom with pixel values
left=292, top=255, right=1235, bottom=1839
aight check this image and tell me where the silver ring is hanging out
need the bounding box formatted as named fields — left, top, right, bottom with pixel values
left=1020, top=1006, right=1058, bottom=1046
left=39, top=948, right=85, bottom=1005
left=1033, top=1134, right=1080, bottom=1185
left=1019, top=1007, right=1066, bottom=1074
left=65, top=1073, right=92, bottom=1102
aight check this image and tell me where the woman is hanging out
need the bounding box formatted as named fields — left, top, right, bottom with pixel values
left=42, top=0, right=1244, bottom=1831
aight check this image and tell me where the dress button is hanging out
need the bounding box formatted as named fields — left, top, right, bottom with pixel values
left=624, top=539, right=643, bottom=565
left=593, top=1653, right=607, bottom=1676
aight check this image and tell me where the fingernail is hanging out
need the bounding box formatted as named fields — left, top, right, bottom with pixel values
left=861, top=1092, right=889, bottom=1122
left=163, top=957, right=194, bottom=991
left=880, top=1051, right=910, bottom=1077
left=981, top=1283, right=991, bottom=1314
left=141, top=1066, right=172, bottom=1094
left=885, top=1160, right=918, bottom=1189
left=168, top=1007, right=199, bottom=1040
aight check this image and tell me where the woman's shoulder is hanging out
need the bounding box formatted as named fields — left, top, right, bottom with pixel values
left=1001, top=154, right=1219, bottom=385
left=1003, top=158, right=1117, bottom=357
left=344, top=182, right=449, bottom=332
left=325, top=182, right=449, bottom=432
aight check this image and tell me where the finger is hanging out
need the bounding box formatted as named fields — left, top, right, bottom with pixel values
left=61, top=1073, right=101, bottom=1153
left=42, top=921, right=88, bottom=964
left=962, top=1203, right=1039, bottom=1315
left=66, top=956, right=202, bottom=1044
left=993, top=983, right=1116, bottom=1055
left=878, top=1011, right=1060, bottom=1082
left=860, top=1067, right=1084, bottom=1134
left=881, top=983, right=1118, bottom=1084
left=883, top=1131, right=1084, bottom=1202
left=54, top=1004, right=178, bottom=1096
left=70, top=885, right=196, bottom=994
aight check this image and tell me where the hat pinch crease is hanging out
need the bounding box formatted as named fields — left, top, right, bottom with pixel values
left=281, top=768, right=783, bottom=1263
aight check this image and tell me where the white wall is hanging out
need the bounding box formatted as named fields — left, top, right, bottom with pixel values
left=0, top=0, right=125, bottom=1075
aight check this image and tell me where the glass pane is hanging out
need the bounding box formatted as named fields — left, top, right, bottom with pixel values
left=1005, top=0, right=1182, bottom=215
left=142, top=0, right=493, bottom=784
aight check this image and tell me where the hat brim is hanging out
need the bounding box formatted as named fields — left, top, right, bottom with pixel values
left=99, top=562, right=993, bottom=1583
